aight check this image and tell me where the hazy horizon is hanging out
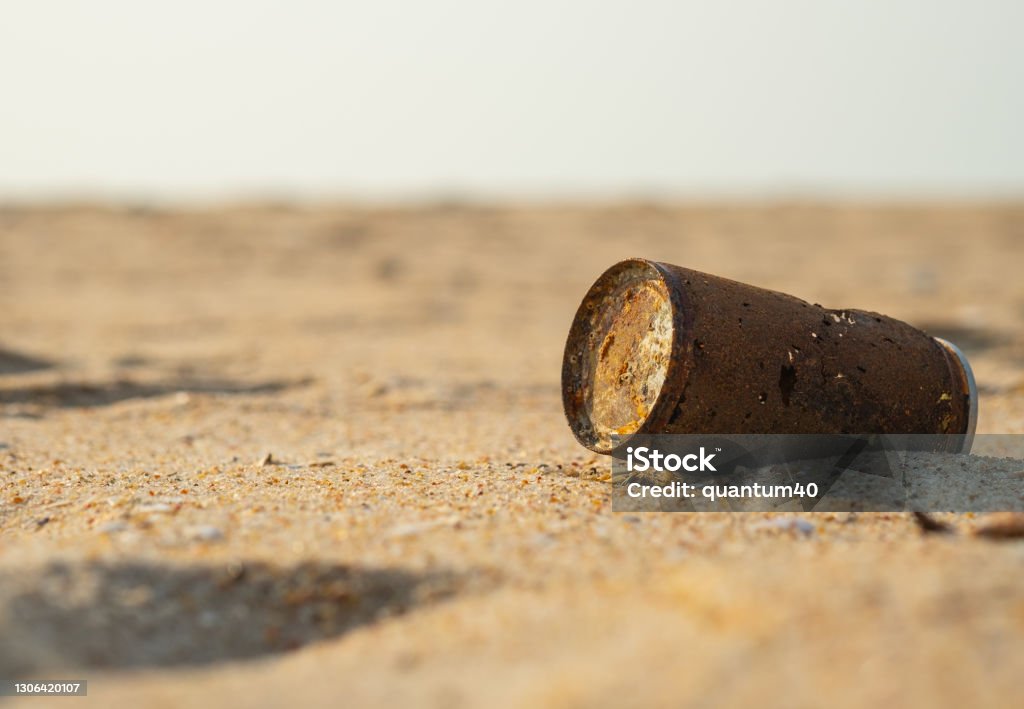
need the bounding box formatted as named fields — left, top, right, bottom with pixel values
left=2, top=0, right=1022, bottom=201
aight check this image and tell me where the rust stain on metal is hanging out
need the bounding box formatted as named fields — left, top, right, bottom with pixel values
left=562, top=258, right=976, bottom=454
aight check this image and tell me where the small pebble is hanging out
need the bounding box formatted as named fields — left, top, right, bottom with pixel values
left=99, top=521, right=128, bottom=534
left=754, top=517, right=815, bottom=536
left=189, top=525, right=225, bottom=542
left=137, top=503, right=175, bottom=514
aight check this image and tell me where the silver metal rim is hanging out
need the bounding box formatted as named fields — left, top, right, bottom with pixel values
left=934, top=337, right=978, bottom=453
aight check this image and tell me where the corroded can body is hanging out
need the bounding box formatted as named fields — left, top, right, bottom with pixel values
left=562, top=259, right=976, bottom=454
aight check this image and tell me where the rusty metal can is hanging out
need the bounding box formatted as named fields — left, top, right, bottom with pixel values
left=562, top=258, right=977, bottom=454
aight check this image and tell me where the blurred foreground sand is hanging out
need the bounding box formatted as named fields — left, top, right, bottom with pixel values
left=1, top=203, right=1024, bottom=707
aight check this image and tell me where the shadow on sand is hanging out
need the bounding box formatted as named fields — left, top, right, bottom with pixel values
left=0, top=560, right=460, bottom=676
left=0, top=347, right=54, bottom=376
left=0, top=376, right=313, bottom=410
left=916, top=322, right=1008, bottom=354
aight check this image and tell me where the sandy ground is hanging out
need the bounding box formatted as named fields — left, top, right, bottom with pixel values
left=1, top=202, right=1023, bottom=708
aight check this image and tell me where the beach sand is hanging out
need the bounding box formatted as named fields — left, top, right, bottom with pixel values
left=1, top=202, right=1023, bottom=707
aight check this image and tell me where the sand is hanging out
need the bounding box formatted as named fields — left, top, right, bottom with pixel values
left=1, top=202, right=1023, bottom=707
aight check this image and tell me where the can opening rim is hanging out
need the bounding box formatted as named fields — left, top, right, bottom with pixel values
left=562, top=258, right=678, bottom=453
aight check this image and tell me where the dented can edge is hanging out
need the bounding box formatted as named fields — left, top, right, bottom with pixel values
left=933, top=337, right=978, bottom=453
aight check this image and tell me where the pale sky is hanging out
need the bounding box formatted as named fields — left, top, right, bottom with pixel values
left=1, top=0, right=1022, bottom=200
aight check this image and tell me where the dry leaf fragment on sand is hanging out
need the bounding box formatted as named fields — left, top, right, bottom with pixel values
left=911, top=510, right=955, bottom=535
left=974, top=513, right=1024, bottom=540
